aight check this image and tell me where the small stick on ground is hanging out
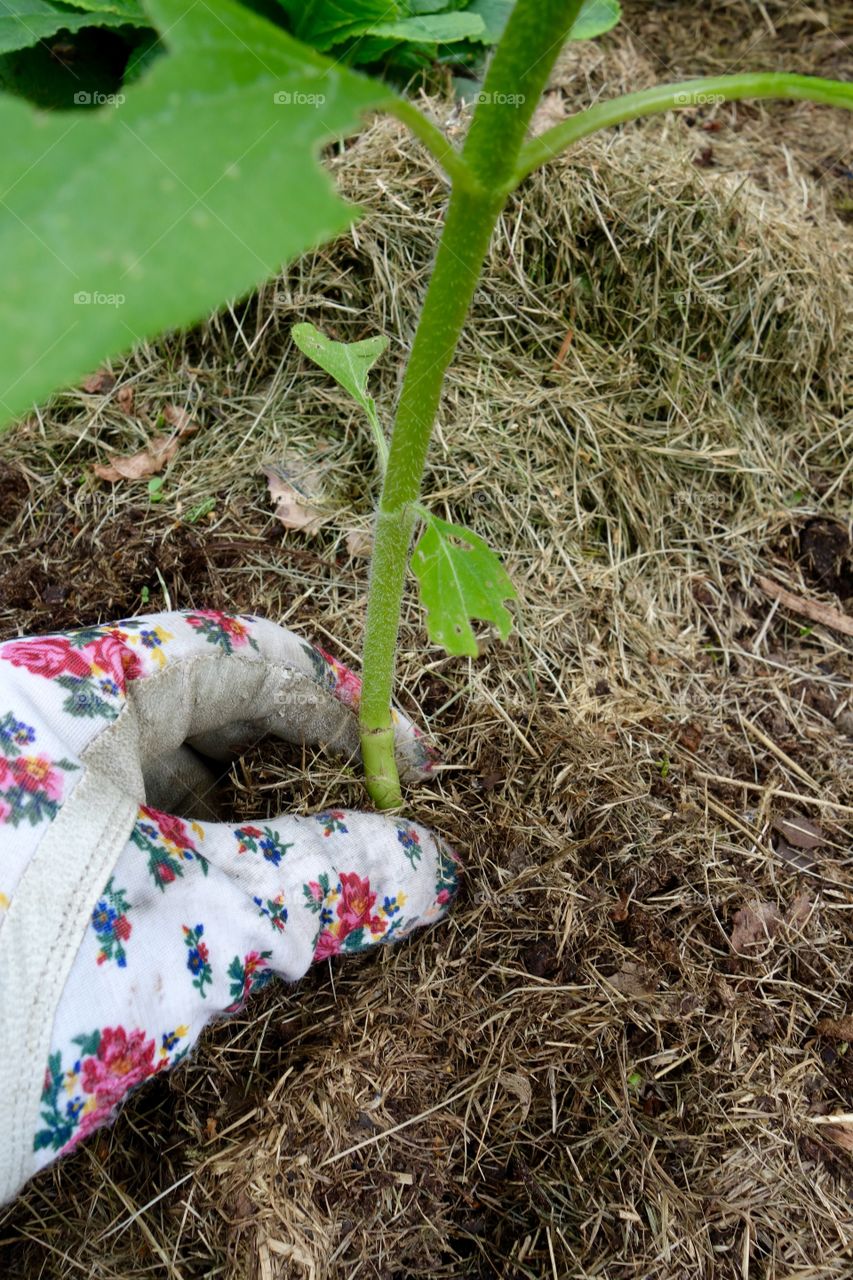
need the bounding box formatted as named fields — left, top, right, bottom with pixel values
left=756, top=574, right=853, bottom=638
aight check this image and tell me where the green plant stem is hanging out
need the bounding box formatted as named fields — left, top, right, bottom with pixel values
left=359, top=0, right=587, bottom=810
left=513, top=73, right=853, bottom=188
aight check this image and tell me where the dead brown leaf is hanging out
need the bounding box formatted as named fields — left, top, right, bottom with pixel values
left=163, top=403, right=199, bottom=437
left=605, top=962, right=656, bottom=997
left=774, top=835, right=815, bottom=872
left=786, top=889, right=813, bottom=928
left=772, top=813, right=824, bottom=850
left=93, top=435, right=178, bottom=482
left=497, top=1071, right=532, bottom=1120
left=816, top=1015, right=853, bottom=1040
left=678, top=722, right=704, bottom=752
left=81, top=369, right=115, bottom=394
left=345, top=528, right=373, bottom=558
left=823, top=1124, right=853, bottom=1153
left=116, top=384, right=134, bottom=415
left=731, top=901, right=782, bottom=955
left=264, top=467, right=328, bottom=535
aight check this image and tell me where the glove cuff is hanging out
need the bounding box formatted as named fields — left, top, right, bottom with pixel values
left=0, top=772, right=138, bottom=1203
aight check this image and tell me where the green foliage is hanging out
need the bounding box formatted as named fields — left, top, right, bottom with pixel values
left=275, top=0, right=485, bottom=61
left=568, top=0, right=620, bottom=41
left=292, top=323, right=389, bottom=463
left=466, top=0, right=620, bottom=44
left=0, top=0, right=392, bottom=424
left=411, top=513, right=516, bottom=657
left=0, top=0, right=145, bottom=55
left=272, top=0, right=620, bottom=71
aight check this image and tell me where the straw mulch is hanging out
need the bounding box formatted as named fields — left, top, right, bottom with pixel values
left=1, top=2, right=851, bottom=1276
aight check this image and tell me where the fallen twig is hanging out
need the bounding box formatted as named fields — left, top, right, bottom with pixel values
left=756, top=574, right=853, bottom=638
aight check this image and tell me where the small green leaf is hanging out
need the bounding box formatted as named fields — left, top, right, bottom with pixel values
left=292, top=322, right=389, bottom=462
left=72, top=1028, right=101, bottom=1057
left=411, top=512, right=516, bottom=657
left=183, top=495, right=216, bottom=523
left=147, top=475, right=164, bottom=502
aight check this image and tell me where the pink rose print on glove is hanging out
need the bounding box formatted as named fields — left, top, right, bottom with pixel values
left=316, top=648, right=362, bottom=709
left=309, top=872, right=390, bottom=962
left=185, top=611, right=259, bottom=655
left=139, top=806, right=196, bottom=851
left=80, top=1026, right=159, bottom=1106
left=337, top=872, right=385, bottom=937
left=9, top=755, right=66, bottom=801
left=83, top=634, right=143, bottom=692
left=313, top=929, right=343, bottom=962
left=1, top=636, right=92, bottom=680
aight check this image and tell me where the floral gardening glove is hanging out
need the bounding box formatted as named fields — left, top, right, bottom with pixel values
left=0, top=610, right=459, bottom=1205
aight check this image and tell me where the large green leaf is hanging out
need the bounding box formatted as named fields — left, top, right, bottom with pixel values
left=467, top=0, right=620, bottom=44
left=464, top=0, right=512, bottom=42
left=371, top=13, right=485, bottom=42
left=568, top=0, right=620, bottom=41
left=274, top=0, right=398, bottom=52
left=0, top=0, right=146, bottom=55
left=59, top=0, right=144, bottom=14
left=411, top=513, right=516, bottom=657
left=291, top=322, right=389, bottom=461
left=0, top=0, right=394, bottom=427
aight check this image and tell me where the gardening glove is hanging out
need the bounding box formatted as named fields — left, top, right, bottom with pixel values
left=0, top=609, right=459, bottom=1206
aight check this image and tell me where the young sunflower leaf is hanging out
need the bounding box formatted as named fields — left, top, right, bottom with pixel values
left=411, top=513, right=516, bottom=658
left=0, top=0, right=394, bottom=430
left=291, top=323, right=389, bottom=463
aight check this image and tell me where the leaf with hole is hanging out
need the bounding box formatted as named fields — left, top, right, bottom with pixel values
left=0, top=0, right=394, bottom=429
left=411, top=513, right=516, bottom=657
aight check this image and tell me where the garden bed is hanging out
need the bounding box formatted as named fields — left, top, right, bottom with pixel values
left=1, top=3, right=852, bottom=1276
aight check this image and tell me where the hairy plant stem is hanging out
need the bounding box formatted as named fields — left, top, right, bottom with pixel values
left=359, top=0, right=586, bottom=809
left=513, top=73, right=853, bottom=188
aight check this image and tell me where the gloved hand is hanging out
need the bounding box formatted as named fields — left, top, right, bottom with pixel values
left=0, top=609, right=459, bottom=1205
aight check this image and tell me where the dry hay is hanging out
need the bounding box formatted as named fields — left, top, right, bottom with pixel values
left=1, top=15, right=852, bottom=1280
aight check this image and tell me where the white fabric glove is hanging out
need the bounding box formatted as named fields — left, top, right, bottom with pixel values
left=0, top=609, right=459, bottom=1205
